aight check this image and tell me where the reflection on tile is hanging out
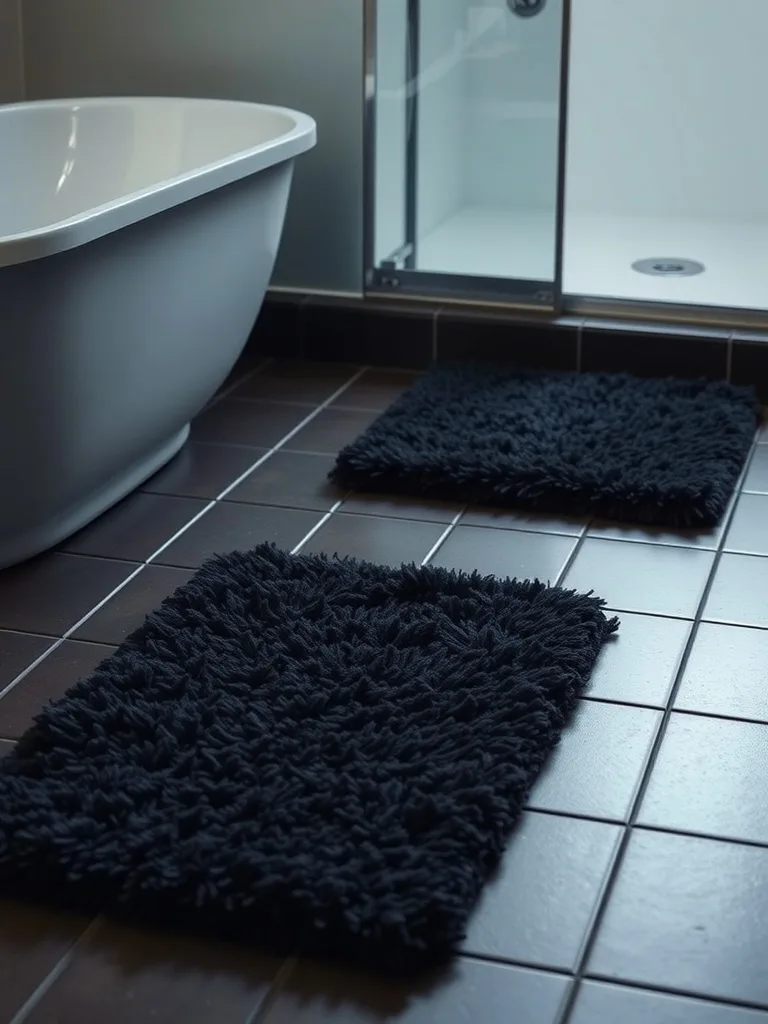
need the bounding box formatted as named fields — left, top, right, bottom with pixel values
left=744, top=445, right=768, bottom=492
left=0, top=640, right=114, bottom=740
left=463, top=812, right=619, bottom=969
left=587, top=613, right=691, bottom=707
left=676, top=622, right=768, bottom=721
left=0, top=554, right=137, bottom=636
left=341, top=493, right=462, bottom=524
left=25, top=919, right=280, bottom=1024
left=233, top=361, right=358, bottom=404
left=0, top=900, right=92, bottom=1023
left=725, top=493, right=768, bottom=555
left=0, top=630, right=53, bottom=689
left=287, top=408, right=380, bottom=455
left=73, top=566, right=194, bottom=646
left=156, top=504, right=322, bottom=569
left=528, top=701, right=660, bottom=820
left=60, top=493, right=208, bottom=563
left=264, top=956, right=570, bottom=1024
left=587, top=518, right=722, bottom=550
left=332, top=368, right=419, bottom=410
left=228, top=452, right=345, bottom=511
left=141, top=442, right=265, bottom=500
left=589, top=830, right=768, bottom=1005
left=300, top=514, right=444, bottom=568
left=704, top=553, right=768, bottom=627
left=572, top=980, right=768, bottom=1024
left=564, top=540, right=714, bottom=618
left=639, top=713, right=768, bottom=843
left=431, top=527, right=576, bottom=583
left=461, top=506, right=586, bottom=536
left=192, top=398, right=312, bottom=448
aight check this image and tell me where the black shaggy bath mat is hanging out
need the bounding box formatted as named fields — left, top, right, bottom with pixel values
left=0, top=543, right=616, bottom=972
left=331, top=364, right=760, bottom=528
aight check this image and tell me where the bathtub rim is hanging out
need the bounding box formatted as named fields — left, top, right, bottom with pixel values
left=0, top=96, right=317, bottom=268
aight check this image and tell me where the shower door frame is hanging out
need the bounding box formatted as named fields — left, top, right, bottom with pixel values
left=363, top=0, right=572, bottom=313
left=363, top=0, right=768, bottom=330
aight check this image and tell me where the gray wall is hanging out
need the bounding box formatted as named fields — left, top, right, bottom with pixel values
left=21, top=0, right=365, bottom=294
left=0, top=0, right=24, bottom=102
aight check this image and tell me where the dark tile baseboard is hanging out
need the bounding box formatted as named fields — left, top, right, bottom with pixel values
left=247, top=292, right=768, bottom=398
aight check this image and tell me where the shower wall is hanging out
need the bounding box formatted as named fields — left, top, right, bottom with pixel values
left=567, top=0, right=768, bottom=220
left=408, top=0, right=563, bottom=282
left=565, top=0, right=768, bottom=308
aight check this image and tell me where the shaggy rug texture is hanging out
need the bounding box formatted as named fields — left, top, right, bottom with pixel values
left=331, top=364, right=760, bottom=527
left=0, top=544, right=616, bottom=972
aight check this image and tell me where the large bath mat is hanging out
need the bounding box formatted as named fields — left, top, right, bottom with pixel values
left=0, top=544, right=616, bottom=972
left=331, top=364, right=760, bottom=527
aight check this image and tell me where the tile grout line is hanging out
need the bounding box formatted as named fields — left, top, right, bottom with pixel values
left=9, top=915, right=104, bottom=1024
left=554, top=519, right=592, bottom=587
left=420, top=505, right=470, bottom=566
left=201, top=358, right=272, bottom=411
left=459, top=948, right=768, bottom=1018
left=555, top=435, right=760, bottom=1024
left=247, top=955, right=298, bottom=1024
left=0, top=367, right=370, bottom=702
left=290, top=497, right=350, bottom=555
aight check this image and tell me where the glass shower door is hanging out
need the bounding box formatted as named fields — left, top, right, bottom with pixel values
left=367, top=0, right=567, bottom=307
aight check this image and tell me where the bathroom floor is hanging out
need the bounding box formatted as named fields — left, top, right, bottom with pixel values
left=2, top=357, right=768, bottom=1023
left=417, top=205, right=768, bottom=310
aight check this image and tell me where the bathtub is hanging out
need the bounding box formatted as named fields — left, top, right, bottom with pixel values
left=0, top=96, right=316, bottom=569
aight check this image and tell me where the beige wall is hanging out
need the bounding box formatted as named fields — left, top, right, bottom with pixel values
left=0, top=0, right=23, bottom=102
left=21, top=0, right=365, bottom=293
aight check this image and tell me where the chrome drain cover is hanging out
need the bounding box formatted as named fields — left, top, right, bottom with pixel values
left=632, top=257, right=705, bottom=277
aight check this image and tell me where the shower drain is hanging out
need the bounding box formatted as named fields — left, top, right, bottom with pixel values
left=632, top=257, right=705, bottom=277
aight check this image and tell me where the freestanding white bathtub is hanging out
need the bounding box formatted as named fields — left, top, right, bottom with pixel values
left=0, top=96, right=316, bottom=568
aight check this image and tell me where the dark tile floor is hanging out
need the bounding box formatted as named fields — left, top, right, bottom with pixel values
left=1, top=358, right=768, bottom=1022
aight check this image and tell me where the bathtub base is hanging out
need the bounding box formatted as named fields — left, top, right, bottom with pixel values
left=0, top=425, right=190, bottom=571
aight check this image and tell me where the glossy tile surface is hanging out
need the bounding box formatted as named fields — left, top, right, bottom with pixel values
left=0, top=640, right=113, bottom=739
left=589, top=830, right=768, bottom=1006
left=563, top=539, right=714, bottom=617
left=724, top=493, right=768, bottom=555
left=432, top=526, right=577, bottom=582
left=704, top=552, right=768, bottom=627
left=675, top=622, right=768, bottom=721
left=227, top=451, right=345, bottom=510
left=639, top=713, right=768, bottom=842
left=0, top=553, right=137, bottom=635
left=141, top=442, right=265, bottom=500
left=286, top=407, right=380, bottom=454
left=155, top=503, right=322, bottom=568
left=24, top=920, right=280, bottom=1024
left=60, top=493, right=209, bottom=562
left=331, top=368, right=419, bottom=410
left=462, top=812, right=620, bottom=968
left=586, top=612, right=691, bottom=707
left=0, top=358, right=763, bottom=1022
left=300, top=513, right=445, bottom=567
left=527, top=701, right=660, bottom=820
left=263, top=957, right=570, bottom=1024
left=571, top=981, right=768, bottom=1023
left=72, top=565, right=195, bottom=645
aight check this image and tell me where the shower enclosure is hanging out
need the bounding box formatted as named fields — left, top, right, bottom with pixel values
left=366, top=0, right=768, bottom=323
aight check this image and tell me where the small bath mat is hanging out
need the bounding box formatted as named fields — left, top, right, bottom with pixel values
left=331, top=364, right=760, bottom=528
left=0, top=543, right=616, bottom=972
